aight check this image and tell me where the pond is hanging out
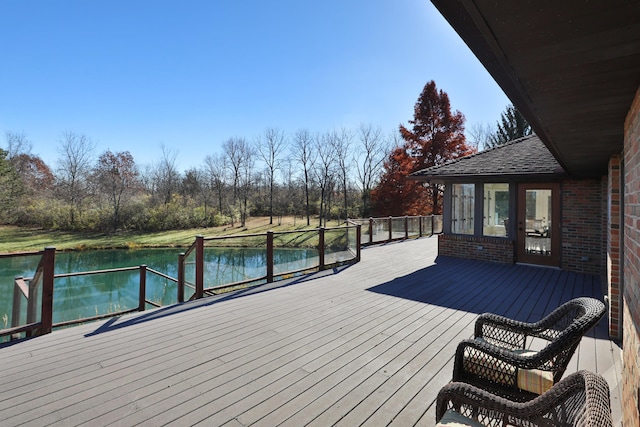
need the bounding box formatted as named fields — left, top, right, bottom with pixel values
left=0, top=247, right=319, bottom=329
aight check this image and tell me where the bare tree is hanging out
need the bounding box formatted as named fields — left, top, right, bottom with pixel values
left=152, top=145, right=181, bottom=206
left=223, top=137, right=251, bottom=226
left=55, top=131, right=96, bottom=227
left=238, top=143, right=255, bottom=228
left=279, top=158, right=301, bottom=225
left=223, top=137, right=245, bottom=204
left=467, top=122, right=495, bottom=151
left=203, top=153, right=227, bottom=217
left=291, top=128, right=316, bottom=226
left=256, top=128, right=286, bottom=225
left=331, top=127, right=354, bottom=222
left=94, top=150, right=139, bottom=233
left=314, top=132, right=337, bottom=227
left=355, top=123, right=387, bottom=217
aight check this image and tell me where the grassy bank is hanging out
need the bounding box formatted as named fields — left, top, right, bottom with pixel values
left=0, top=216, right=345, bottom=253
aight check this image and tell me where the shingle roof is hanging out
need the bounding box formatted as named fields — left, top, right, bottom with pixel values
left=410, top=134, right=566, bottom=182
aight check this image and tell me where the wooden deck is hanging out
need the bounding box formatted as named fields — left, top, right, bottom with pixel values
left=0, top=237, right=622, bottom=426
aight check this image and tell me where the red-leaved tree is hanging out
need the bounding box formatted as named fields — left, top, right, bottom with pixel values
left=372, top=80, right=472, bottom=216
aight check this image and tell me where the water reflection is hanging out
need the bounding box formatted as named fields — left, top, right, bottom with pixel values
left=1, top=247, right=320, bottom=326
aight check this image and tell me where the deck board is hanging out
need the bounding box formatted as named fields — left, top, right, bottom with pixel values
left=0, top=237, right=622, bottom=426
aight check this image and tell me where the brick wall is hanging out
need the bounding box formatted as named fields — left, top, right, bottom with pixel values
left=608, top=156, right=623, bottom=339
left=561, top=179, right=604, bottom=275
left=622, top=85, right=640, bottom=427
left=438, top=234, right=514, bottom=264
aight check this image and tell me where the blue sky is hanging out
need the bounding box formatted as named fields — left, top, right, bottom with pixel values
left=1, top=0, right=509, bottom=171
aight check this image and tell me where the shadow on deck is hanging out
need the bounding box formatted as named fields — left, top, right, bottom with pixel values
left=368, top=255, right=612, bottom=340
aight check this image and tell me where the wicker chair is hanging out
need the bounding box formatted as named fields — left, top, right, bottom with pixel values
left=436, top=370, right=612, bottom=427
left=452, top=297, right=606, bottom=401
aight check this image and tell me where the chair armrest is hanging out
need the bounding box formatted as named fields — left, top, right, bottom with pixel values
left=436, top=371, right=612, bottom=427
left=455, top=338, right=553, bottom=372
left=474, top=313, right=536, bottom=349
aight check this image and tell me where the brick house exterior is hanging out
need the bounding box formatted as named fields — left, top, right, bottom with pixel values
left=429, top=1, right=640, bottom=424
left=416, top=136, right=605, bottom=276
left=623, top=88, right=640, bottom=426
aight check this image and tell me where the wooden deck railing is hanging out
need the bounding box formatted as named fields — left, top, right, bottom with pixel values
left=347, top=215, right=443, bottom=245
left=1, top=216, right=439, bottom=342
left=177, top=224, right=362, bottom=302
left=1, top=248, right=174, bottom=342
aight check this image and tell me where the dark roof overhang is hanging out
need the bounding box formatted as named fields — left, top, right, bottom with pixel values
left=430, top=0, right=640, bottom=178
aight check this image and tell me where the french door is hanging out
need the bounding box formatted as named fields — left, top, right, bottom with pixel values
left=516, top=183, right=560, bottom=267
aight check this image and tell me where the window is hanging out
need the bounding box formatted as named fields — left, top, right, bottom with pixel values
left=451, top=184, right=474, bottom=234
left=483, top=183, right=509, bottom=237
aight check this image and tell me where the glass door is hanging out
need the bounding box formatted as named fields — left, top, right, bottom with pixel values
left=516, top=183, right=560, bottom=266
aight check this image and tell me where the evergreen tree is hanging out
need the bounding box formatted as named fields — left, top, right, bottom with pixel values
left=490, top=104, right=532, bottom=147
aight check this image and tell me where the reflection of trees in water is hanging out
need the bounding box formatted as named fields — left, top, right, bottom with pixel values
left=205, top=248, right=319, bottom=287
left=53, top=270, right=138, bottom=324
left=1, top=247, right=322, bottom=325
left=205, top=248, right=267, bottom=287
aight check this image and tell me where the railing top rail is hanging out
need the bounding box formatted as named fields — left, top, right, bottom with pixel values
left=274, top=224, right=356, bottom=236
left=203, top=232, right=267, bottom=241
left=182, top=241, right=197, bottom=258
left=147, top=267, right=178, bottom=283
left=198, top=224, right=358, bottom=243
left=54, top=265, right=140, bottom=279
left=272, top=228, right=320, bottom=236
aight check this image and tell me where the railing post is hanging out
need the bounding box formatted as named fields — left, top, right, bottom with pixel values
left=266, top=231, right=274, bottom=283
left=431, top=215, right=435, bottom=236
left=177, top=253, right=185, bottom=303
left=388, top=217, right=393, bottom=242
left=319, top=227, right=325, bottom=270
left=139, top=265, right=147, bottom=312
left=369, top=217, right=373, bottom=244
left=419, top=215, right=423, bottom=237
left=195, top=235, right=204, bottom=299
left=40, top=247, right=55, bottom=336
left=404, top=216, right=409, bottom=239
left=356, top=224, right=362, bottom=262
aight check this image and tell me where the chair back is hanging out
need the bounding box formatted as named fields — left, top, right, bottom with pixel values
left=537, top=297, right=605, bottom=341
left=537, top=297, right=606, bottom=380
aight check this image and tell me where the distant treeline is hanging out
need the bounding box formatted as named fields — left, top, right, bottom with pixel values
left=0, top=125, right=393, bottom=233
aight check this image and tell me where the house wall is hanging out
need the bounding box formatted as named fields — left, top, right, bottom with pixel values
left=438, top=234, right=514, bottom=264
left=622, top=86, right=640, bottom=427
left=438, top=178, right=605, bottom=275
left=560, top=179, right=605, bottom=275
left=608, top=155, right=623, bottom=339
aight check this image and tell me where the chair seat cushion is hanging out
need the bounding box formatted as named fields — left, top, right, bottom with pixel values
left=463, top=343, right=554, bottom=395
left=517, top=368, right=554, bottom=395
left=436, top=410, right=486, bottom=427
